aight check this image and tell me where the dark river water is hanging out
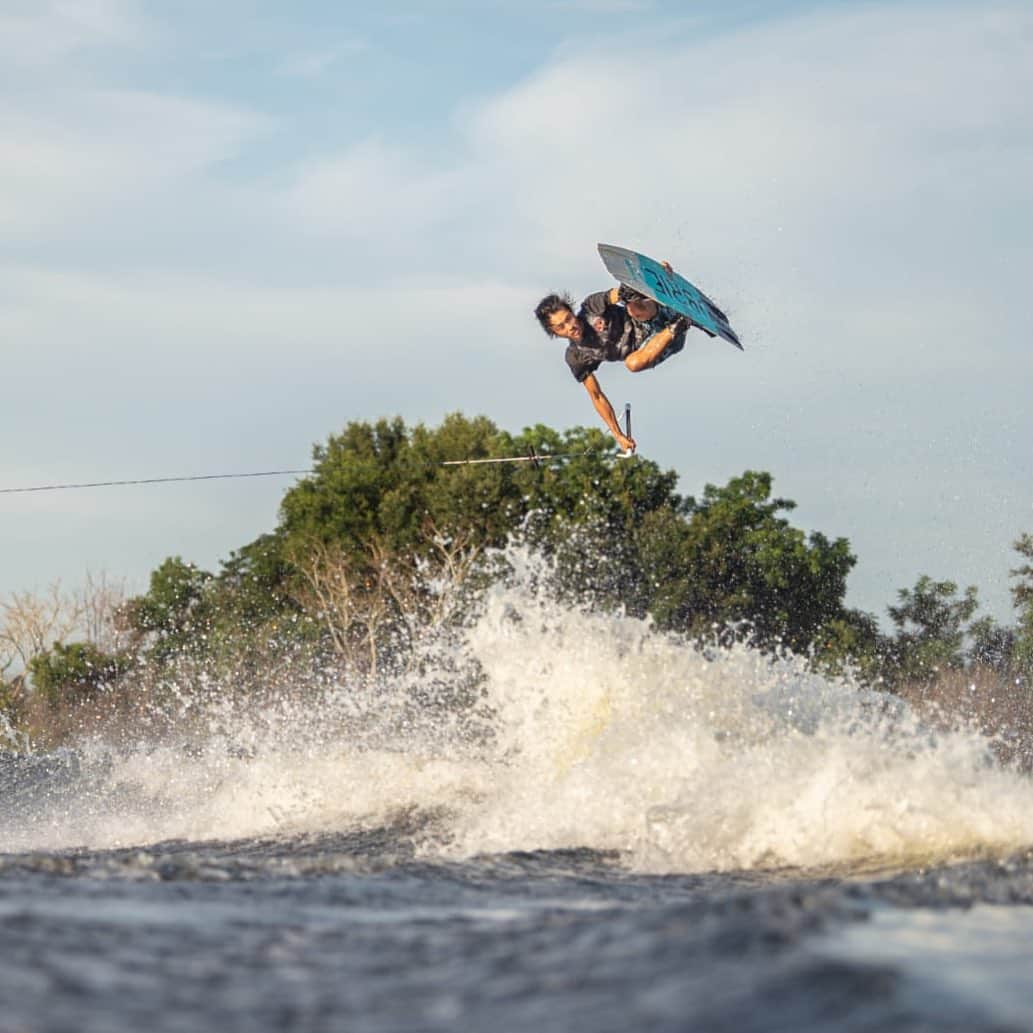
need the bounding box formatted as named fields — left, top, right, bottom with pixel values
left=3, top=579, right=1033, bottom=1031
left=3, top=828, right=1033, bottom=1033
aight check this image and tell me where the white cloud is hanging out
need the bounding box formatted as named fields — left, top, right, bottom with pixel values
left=0, top=0, right=148, bottom=68
left=283, top=138, right=478, bottom=248
left=277, top=50, right=339, bottom=78
left=3, top=1, right=1032, bottom=620
left=276, top=41, right=367, bottom=79
left=267, top=2, right=1032, bottom=391
left=270, top=3, right=1032, bottom=302
left=464, top=3, right=1033, bottom=260
left=7, top=0, right=1022, bottom=384
left=561, top=0, right=655, bottom=12
left=442, top=2, right=1033, bottom=388
left=1, top=263, right=527, bottom=371
left=0, top=89, right=270, bottom=236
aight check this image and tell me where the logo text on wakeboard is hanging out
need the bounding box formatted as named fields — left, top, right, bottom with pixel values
left=641, top=264, right=728, bottom=330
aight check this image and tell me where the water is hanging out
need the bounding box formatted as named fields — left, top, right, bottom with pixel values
left=3, top=562, right=1033, bottom=1031
left=820, top=904, right=1033, bottom=1031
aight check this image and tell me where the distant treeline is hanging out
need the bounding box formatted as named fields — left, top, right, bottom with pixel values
left=3, top=413, right=1033, bottom=748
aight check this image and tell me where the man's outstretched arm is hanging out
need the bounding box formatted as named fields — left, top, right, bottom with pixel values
left=582, top=373, right=635, bottom=453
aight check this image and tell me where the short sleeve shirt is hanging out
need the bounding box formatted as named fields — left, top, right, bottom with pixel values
left=563, top=291, right=637, bottom=383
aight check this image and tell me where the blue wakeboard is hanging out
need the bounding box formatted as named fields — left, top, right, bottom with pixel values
left=598, top=243, right=742, bottom=350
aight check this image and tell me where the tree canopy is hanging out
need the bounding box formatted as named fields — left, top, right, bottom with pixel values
left=113, top=415, right=867, bottom=678
left=10, top=412, right=1033, bottom=736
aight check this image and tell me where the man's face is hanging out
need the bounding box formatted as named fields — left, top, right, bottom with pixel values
left=547, top=307, right=583, bottom=342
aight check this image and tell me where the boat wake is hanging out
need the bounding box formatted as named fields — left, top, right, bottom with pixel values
left=4, top=549, right=1033, bottom=874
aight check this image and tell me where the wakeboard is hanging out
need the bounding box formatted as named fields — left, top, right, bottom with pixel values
left=598, top=243, right=743, bottom=350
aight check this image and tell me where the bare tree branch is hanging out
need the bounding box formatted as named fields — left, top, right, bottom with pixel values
left=0, top=581, right=84, bottom=675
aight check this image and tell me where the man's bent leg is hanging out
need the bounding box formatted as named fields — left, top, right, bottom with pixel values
left=625, top=326, right=685, bottom=372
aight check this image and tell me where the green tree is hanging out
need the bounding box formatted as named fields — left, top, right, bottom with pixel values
left=120, top=418, right=868, bottom=687
left=0, top=673, right=28, bottom=745
left=28, top=641, right=125, bottom=708
left=275, top=414, right=681, bottom=614
left=968, top=615, right=1015, bottom=674
left=809, top=610, right=883, bottom=681
left=122, top=557, right=214, bottom=665
left=266, top=434, right=863, bottom=663
left=885, top=575, right=979, bottom=685
left=275, top=414, right=673, bottom=568
left=271, top=415, right=686, bottom=667
left=637, top=471, right=858, bottom=654
left=1011, top=533, right=1033, bottom=676
left=214, top=534, right=297, bottom=626
left=121, top=545, right=321, bottom=682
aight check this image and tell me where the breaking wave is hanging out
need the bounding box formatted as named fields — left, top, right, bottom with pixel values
left=4, top=549, right=1033, bottom=874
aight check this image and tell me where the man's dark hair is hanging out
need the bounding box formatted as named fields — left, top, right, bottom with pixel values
left=534, top=292, right=575, bottom=337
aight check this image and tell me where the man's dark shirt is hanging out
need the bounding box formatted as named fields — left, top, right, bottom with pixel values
left=563, top=291, right=637, bottom=383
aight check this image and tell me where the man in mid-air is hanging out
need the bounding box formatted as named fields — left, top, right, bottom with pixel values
left=534, top=282, right=689, bottom=453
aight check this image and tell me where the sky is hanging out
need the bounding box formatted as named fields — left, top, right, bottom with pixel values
left=2, top=0, right=1032, bottom=629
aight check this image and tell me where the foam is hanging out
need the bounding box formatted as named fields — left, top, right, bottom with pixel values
left=6, top=549, right=1033, bottom=873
